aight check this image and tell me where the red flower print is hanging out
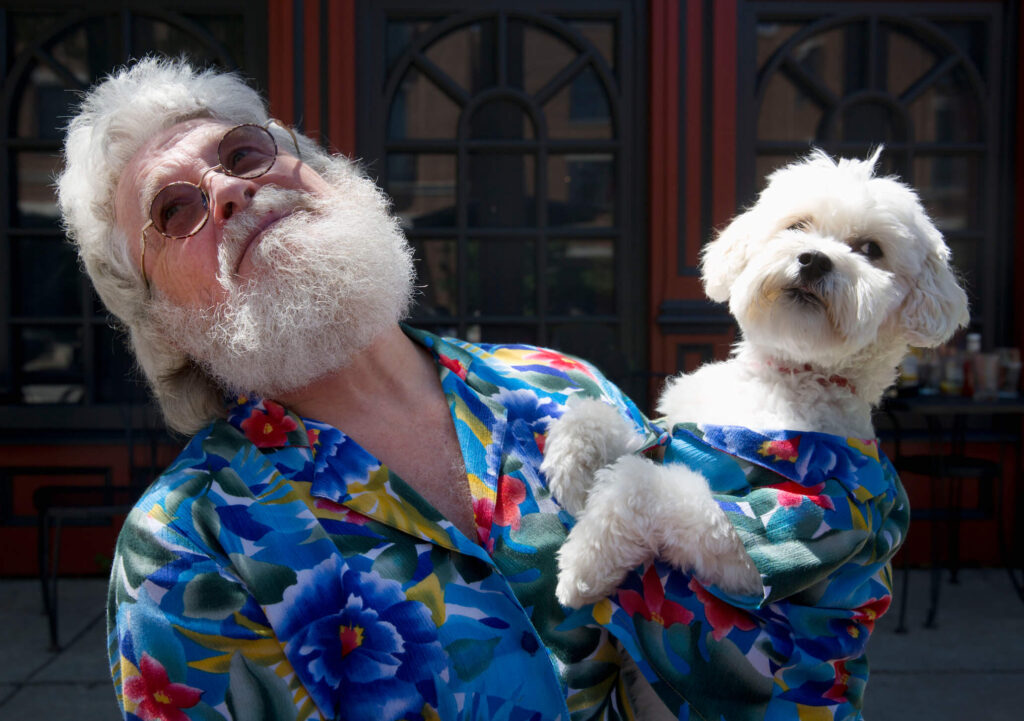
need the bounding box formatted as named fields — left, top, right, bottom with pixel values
left=850, top=596, right=891, bottom=635
left=823, top=659, right=851, bottom=703
left=124, top=653, right=202, bottom=721
left=525, top=348, right=595, bottom=377
left=618, top=565, right=694, bottom=627
left=473, top=497, right=495, bottom=549
left=689, top=578, right=757, bottom=640
left=767, top=479, right=835, bottom=510
left=306, top=427, right=321, bottom=448
left=439, top=353, right=468, bottom=380
left=493, top=475, right=527, bottom=531
left=759, top=437, right=800, bottom=463
left=240, top=400, right=298, bottom=448
left=314, top=497, right=371, bottom=524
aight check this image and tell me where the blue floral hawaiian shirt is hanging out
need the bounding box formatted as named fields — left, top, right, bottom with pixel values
left=107, top=328, right=907, bottom=721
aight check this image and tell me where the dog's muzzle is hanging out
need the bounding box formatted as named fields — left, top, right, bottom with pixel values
left=797, top=251, right=833, bottom=282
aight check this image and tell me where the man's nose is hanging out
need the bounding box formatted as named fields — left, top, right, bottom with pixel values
left=206, top=171, right=258, bottom=223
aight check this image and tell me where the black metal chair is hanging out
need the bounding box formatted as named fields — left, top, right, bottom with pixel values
left=880, top=406, right=1003, bottom=631
left=32, top=402, right=162, bottom=650
left=33, top=477, right=136, bottom=650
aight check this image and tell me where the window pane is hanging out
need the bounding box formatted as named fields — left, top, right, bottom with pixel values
left=95, top=325, right=139, bottom=403
left=567, top=21, right=616, bottom=76
left=387, top=154, right=457, bottom=228
left=887, top=27, right=939, bottom=97
left=756, top=22, right=805, bottom=67
left=134, top=16, right=245, bottom=69
left=467, top=239, right=535, bottom=316
left=516, top=21, right=576, bottom=94
left=386, top=20, right=434, bottom=73
left=547, top=239, right=614, bottom=315
left=837, top=102, right=901, bottom=143
left=389, top=67, right=462, bottom=139
left=468, top=153, right=536, bottom=227
left=13, top=237, right=82, bottom=317
left=424, top=21, right=496, bottom=94
left=16, top=63, right=83, bottom=139
left=411, top=239, right=457, bottom=318
left=913, top=155, right=981, bottom=233
left=469, top=99, right=534, bottom=140
left=547, top=154, right=615, bottom=227
left=17, top=326, right=84, bottom=404
left=544, top=65, right=612, bottom=139
left=907, top=66, right=981, bottom=142
left=13, top=152, right=62, bottom=228
left=549, top=322, right=627, bottom=381
left=758, top=72, right=821, bottom=142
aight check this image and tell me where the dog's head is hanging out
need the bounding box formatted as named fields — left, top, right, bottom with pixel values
left=701, top=149, right=969, bottom=366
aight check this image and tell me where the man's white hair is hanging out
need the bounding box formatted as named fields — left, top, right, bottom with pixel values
left=56, top=57, right=356, bottom=434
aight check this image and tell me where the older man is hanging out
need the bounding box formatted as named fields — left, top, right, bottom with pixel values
left=59, top=58, right=669, bottom=721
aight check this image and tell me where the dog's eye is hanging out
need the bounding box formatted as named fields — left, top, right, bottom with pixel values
left=854, top=239, right=884, bottom=260
left=786, top=218, right=810, bottom=231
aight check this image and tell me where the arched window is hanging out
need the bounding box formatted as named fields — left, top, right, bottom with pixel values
left=360, top=3, right=647, bottom=398
left=0, top=4, right=266, bottom=430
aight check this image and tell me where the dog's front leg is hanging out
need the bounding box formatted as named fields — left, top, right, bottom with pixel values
left=541, top=397, right=644, bottom=515
left=556, top=455, right=762, bottom=608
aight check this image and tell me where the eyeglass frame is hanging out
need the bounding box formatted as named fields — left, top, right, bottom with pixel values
left=138, top=118, right=301, bottom=291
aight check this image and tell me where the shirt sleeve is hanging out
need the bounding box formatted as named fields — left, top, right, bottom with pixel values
left=107, top=479, right=322, bottom=721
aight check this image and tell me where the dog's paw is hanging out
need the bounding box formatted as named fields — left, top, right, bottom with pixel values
left=541, top=397, right=643, bottom=515
left=556, top=526, right=636, bottom=608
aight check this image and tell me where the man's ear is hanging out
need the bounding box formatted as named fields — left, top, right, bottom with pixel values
left=701, top=211, right=756, bottom=303
left=901, top=216, right=970, bottom=347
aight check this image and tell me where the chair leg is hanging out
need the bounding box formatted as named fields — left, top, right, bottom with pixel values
left=37, top=510, right=54, bottom=625
left=948, top=478, right=963, bottom=585
left=895, top=556, right=911, bottom=634
left=46, top=516, right=63, bottom=651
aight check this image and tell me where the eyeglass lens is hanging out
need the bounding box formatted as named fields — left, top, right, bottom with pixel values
left=149, top=124, right=278, bottom=237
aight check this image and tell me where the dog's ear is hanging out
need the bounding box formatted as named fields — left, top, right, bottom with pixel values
left=701, top=212, right=756, bottom=303
left=901, top=217, right=970, bottom=347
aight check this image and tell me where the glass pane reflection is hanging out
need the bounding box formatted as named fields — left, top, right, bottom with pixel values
left=547, top=239, right=614, bottom=315
left=467, top=239, right=536, bottom=316
left=913, top=155, right=980, bottom=232
left=14, top=238, right=82, bottom=317
left=468, top=153, right=536, bottom=227
left=18, top=325, right=84, bottom=404
left=389, top=67, right=462, bottom=139
left=758, top=71, right=821, bottom=142
left=387, top=154, right=457, bottom=228
left=544, top=65, right=612, bottom=139
left=412, top=239, right=457, bottom=319
left=14, top=152, right=62, bottom=228
left=547, top=154, right=614, bottom=227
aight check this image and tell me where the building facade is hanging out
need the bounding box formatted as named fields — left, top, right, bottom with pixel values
left=1, top=0, right=1021, bottom=573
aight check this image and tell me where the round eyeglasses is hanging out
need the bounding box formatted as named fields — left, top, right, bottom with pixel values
left=139, top=119, right=300, bottom=289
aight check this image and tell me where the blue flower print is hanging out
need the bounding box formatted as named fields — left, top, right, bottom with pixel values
left=274, top=558, right=447, bottom=721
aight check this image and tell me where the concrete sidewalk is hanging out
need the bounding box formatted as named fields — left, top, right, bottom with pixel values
left=1, top=569, right=1021, bottom=720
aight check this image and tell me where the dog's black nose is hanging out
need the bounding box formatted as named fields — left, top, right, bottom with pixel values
left=797, top=251, right=833, bottom=281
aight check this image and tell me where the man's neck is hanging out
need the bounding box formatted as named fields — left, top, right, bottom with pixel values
left=274, top=324, right=440, bottom=430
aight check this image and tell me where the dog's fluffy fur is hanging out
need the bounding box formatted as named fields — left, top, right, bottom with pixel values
left=541, top=149, right=968, bottom=715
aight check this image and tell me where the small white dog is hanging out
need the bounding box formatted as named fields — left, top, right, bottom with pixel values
left=541, top=150, right=967, bottom=714
left=544, top=148, right=968, bottom=605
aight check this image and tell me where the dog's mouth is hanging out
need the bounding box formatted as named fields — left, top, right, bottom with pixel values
left=784, top=287, right=824, bottom=308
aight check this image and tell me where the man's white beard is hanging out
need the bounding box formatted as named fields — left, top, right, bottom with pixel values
left=152, top=176, right=414, bottom=398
